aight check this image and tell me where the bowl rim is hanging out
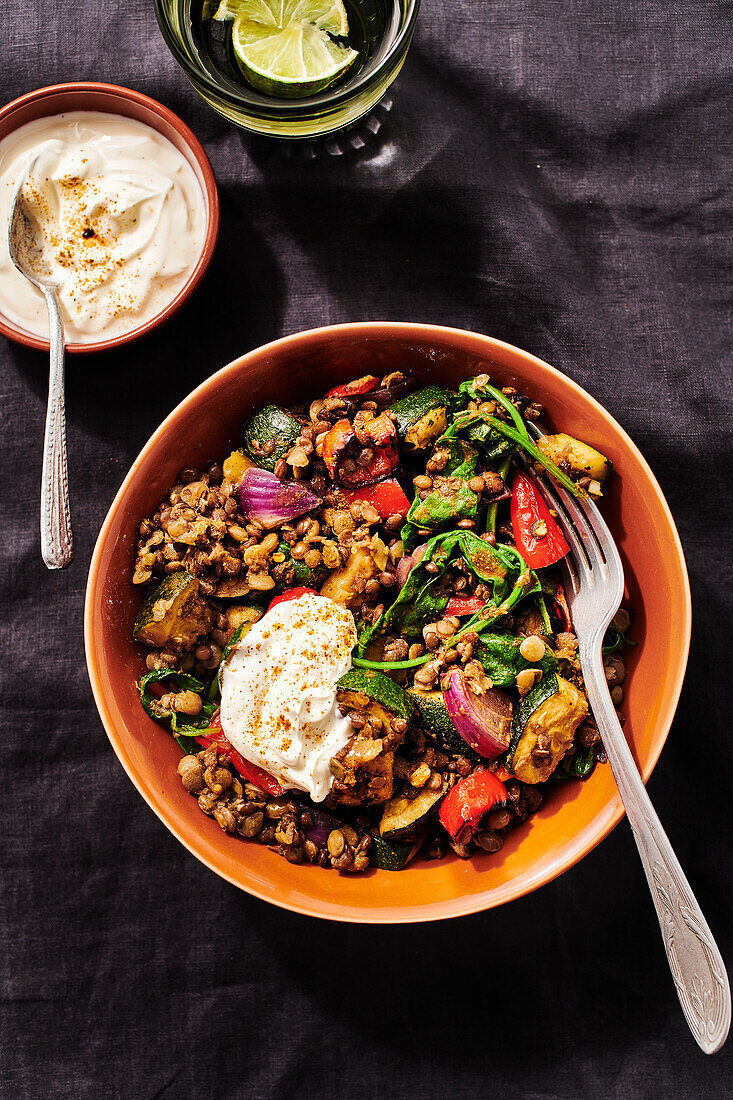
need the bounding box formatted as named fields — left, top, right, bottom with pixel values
left=0, top=81, right=220, bottom=354
left=84, top=321, right=692, bottom=922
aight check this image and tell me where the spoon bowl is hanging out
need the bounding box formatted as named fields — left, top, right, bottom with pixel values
left=8, top=161, right=56, bottom=288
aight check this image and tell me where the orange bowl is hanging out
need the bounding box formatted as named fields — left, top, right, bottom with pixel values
left=0, top=82, right=220, bottom=354
left=84, top=323, right=691, bottom=922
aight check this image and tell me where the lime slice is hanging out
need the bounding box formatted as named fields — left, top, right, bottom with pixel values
left=214, top=0, right=358, bottom=98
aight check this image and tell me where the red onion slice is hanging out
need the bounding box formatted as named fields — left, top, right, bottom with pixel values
left=443, top=667, right=513, bottom=759
left=369, top=375, right=413, bottom=406
left=239, top=468, right=320, bottom=530
left=396, top=542, right=429, bottom=589
left=304, top=808, right=342, bottom=847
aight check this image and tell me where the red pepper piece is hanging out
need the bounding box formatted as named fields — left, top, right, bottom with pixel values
left=197, top=713, right=284, bottom=797
left=438, top=769, right=508, bottom=840
left=340, top=413, right=399, bottom=488
left=322, top=413, right=399, bottom=488
left=268, top=586, right=318, bottom=611
left=364, top=411, right=397, bottom=449
left=322, top=419, right=355, bottom=480
left=340, top=448, right=397, bottom=489
left=510, top=472, right=569, bottom=569
left=445, top=595, right=485, bottom=616
left=342, top=478, right=411, bottom=520
left=325, top=375, right=380, bottom=399
left=494, top=765, right=514, bottom=783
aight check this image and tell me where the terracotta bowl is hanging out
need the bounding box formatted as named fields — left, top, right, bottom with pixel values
left=0, top=82, right=220, bottom=354
left=85, top=323, right=691, bottom=922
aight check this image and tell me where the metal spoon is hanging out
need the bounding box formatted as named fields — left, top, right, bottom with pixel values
left=8, top=162, right=73, bottom=570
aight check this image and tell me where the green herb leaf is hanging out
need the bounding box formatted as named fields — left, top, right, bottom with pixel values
left=473, top=632, right=559, bottom=687
left=442, top=410, right=586, bottom=499
left=486, top=453, right=513, bottom=535
left=217, top=623, right=244, bottom=690
left=407, top=477, right=478, bottom=529
left=138, top=670, right=217, bottom=747
left=355, top=531, right=539, bottom=671
left=573, top=747, right=595, bottom=778
left=602, top=623, right=637, bottom=653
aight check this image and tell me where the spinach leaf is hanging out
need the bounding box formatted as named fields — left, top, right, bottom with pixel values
left=468, top=422, right=514, bottom=459
left=457, top=377, right=530, bottom=440
left=403, top=440, right=479, bottom=542
left=535, top=592, right=553, bottom=635
left=401, top=520, right=423, bottom=554
left=440, top=409, right=511, bottom=461
left=573, top=747, right=595, bottom=778
left=457, top=378, right=484, bottom=405
left=357, top=530, right=525, bottom=656
left=442, top=411, right=585, bottom=498
left=474, top=632, right=558, bottom=688
left=138, top=669, right=218, bottom=751
left=139, top=669, right=207, bottom=720
left=486, top=453, right=514, bottom=535
left=458, top=531, right=512, bottom=588
left=444, top=439, right=479, bottom=477
left=393, top=576, right=449, bottom=637
left=407, top=477, right=478, bottom=529
left=602, top=623, right=637, bottom=654
left=458, top=567, right=541, bottom=637
left=170, top=712, right=213, bottom=754
left=554, top=746, right=596, bottom=781
left=217, top=624, right=244, bottom=690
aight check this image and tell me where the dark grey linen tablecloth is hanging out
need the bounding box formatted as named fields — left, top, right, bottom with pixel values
left=1, top=1, right=732, bottom=1096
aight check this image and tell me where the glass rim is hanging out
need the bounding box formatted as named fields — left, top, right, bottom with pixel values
left=153, top=0, right=421, bottom=117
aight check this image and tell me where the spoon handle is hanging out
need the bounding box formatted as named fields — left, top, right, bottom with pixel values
left=40, top=290, right=73, bottom=569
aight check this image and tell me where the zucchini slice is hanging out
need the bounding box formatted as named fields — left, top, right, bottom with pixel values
left=508, top=674, right=588, bottom=784
left=379, top=783, right=446, bottom=839
left=241, top=405, right=301, bottom=472
left=390, top=386, right=453, bottom=449
left=216, top=576, right=256, bottom=599
left=536, top=433, right=611, bottom=483
left=508, top=674, right=559, bottom=759
left=337, top=668, right=415, bottom=723
left=369, top=834, right=422, bottom=870
left=133, top=573, right=214, bottom=648
left=408, top=689, right=482, bottom=763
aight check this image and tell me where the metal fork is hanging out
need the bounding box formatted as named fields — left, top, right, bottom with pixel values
left=527, top=423, right=730, bottom=1054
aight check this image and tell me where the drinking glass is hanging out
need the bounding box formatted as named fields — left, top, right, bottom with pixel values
left=154, top=0, right=420, bottom=139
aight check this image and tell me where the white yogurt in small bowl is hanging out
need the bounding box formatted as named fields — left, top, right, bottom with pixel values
left=0, top=87, right=219, bottom=352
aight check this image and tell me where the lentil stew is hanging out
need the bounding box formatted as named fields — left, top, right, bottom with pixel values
left=130, top=370, right=635, bottom=873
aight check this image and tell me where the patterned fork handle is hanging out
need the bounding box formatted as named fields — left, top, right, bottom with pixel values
left=40, top=286, right=73, bottom=570
left=582, top=640, right=730, bottom=1054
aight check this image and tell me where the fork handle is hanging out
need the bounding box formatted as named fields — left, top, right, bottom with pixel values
left=40, top=288, right=73, bottom=570
left=582, top=641, right=730, bottom=1053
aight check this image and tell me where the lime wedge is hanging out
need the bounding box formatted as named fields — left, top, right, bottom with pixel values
left=214, top=0, right=358, bottom=98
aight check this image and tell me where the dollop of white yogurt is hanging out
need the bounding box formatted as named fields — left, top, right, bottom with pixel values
left=220, top=593, right=358, bottom=802
left=0, top=111, right=206, bottom=343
